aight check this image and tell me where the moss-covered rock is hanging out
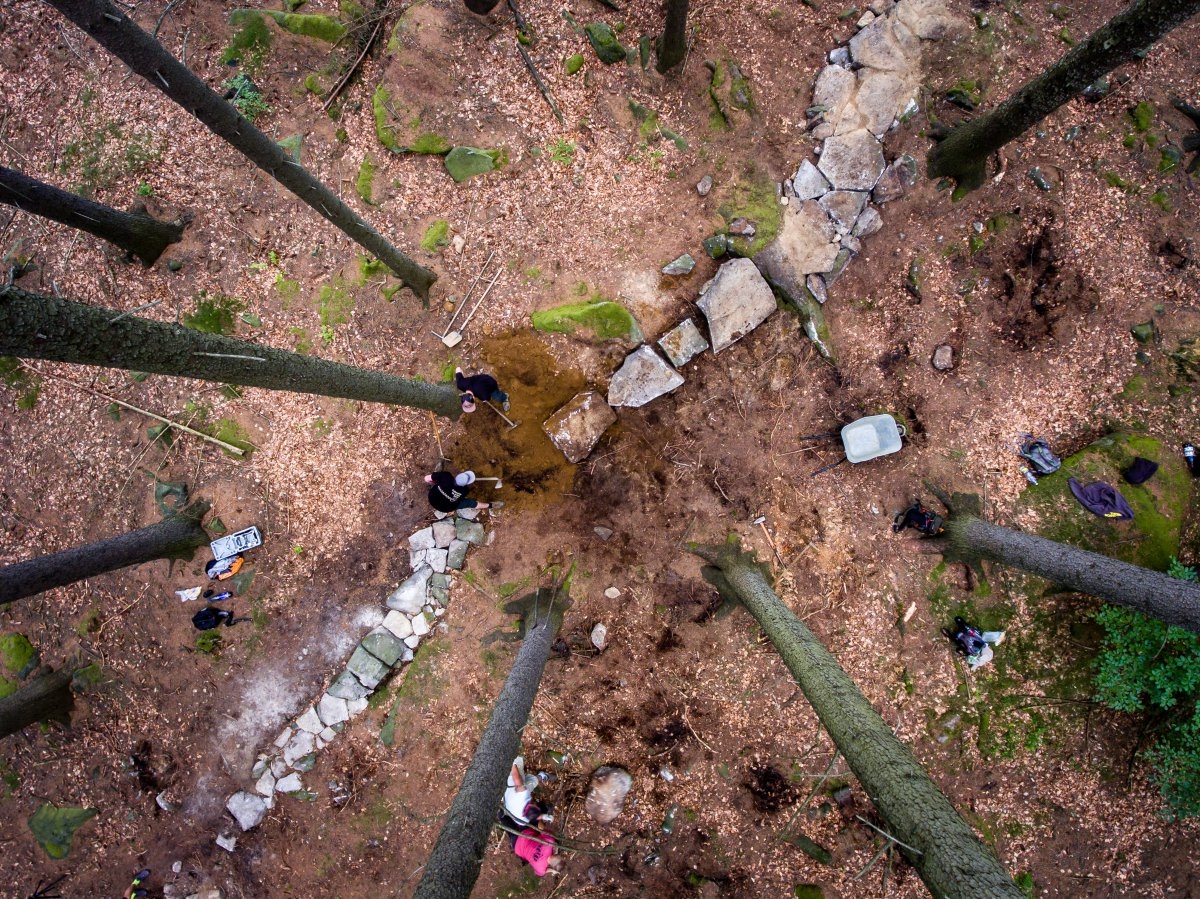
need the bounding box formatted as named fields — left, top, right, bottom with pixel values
left=444, top=146, right=500, bottom=183
left=373, top=85, right=401, bottom=152
left=0, top=633, right=37, bottom=678
left=1014, top=433, right=1188, bottom=572
left=531, top=300, right=643, bottom=342
left=421, top=220, right=451, bottom=253
left=356, top=157, right=376, bottom=204
left=719, top=170, right=783, bottom=257
left=565, top=53, right=584, bottom=75
left=260, top=11, right=347, bottom=42
left=584, top=22, right=627, bottom=64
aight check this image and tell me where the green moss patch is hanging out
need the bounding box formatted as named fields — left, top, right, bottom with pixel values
left=373, top=85, right=402, bottom=151
left=565, top=53, right=584, bottom=74
left=28, top=804, right=97, bottom=859
left=444, top=146, right=502, bottom=183
left=1013, top=432, right=1186, bottom=572
left=421, top=219, right=451, bottom=253
left=628, top=100, right=687, bottom=150
left=409, top=133, right=451, bottom=154
left=356, top=157, right=377, bottom=204
left=317, top=279, right=355, bottom=328
left=223, top=11, right=273, bottom=69
left=381, top=640, right=448, bottom=745
left=531, top=300, right=643, bottom=342
left=719, top=169, right=783, bottom=256
left=183, top=292, right=244, bottom=335
left=254, top=10, right=347, bottom=42
left=1, top=633, right=38, bottom=678
left=209, top=419, right=255, bottom=456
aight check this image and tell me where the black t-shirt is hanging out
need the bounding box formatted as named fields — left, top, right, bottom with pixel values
left=456, top=372, right=498, bottom=399
left=428, top=471, right=464, bottom=512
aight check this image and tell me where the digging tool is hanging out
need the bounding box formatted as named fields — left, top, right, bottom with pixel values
left=484, top=399, right=521, bottom=430
left=431, top=249, right=496, bottom=343
left=441, top=268, right=501, bottom=348
left=428, top=411, right=450, bottom=464
left=474, top=476, right=504, bottom=489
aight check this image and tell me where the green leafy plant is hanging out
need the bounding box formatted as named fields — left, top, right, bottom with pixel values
left=195, top=630, right=223, bottom=655
left=136, top=182, right=154, bottom=197
left=548, top=138, right=576, bottom=165
left=222, top=74, right=272, bottom=122
left=1094, top=558, right=1200, bottom=818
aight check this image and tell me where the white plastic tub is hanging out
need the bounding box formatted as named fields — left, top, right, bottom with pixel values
left=841, top=415, right=905, bottom=463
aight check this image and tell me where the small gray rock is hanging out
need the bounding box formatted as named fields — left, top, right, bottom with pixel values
left=591, top=622, right=608, bottom=651
left=216, top=833, right=238, bottom=852
left=932, top=344, right=954, bottom=371
left=294, top=707, right=323, bottom=735
left=455, top=519, right=487, bottom=545
left=594, top=526, right=614, bottom=540
left=255, top=770, right=276, bottom=797
left=657, top=317, right=709, bottom=367
left=792, top=160, right=831, bottom=201
left=806, top=274, right=828, bottom=305
left=408, top=528, right=436, bottom=552
left=424, top=548, right=449, bottom=574
left=283, top=730, right=315, bottom=767
left=661, top=254, right=696, bottom=276
left=608, top=346, right=685, bottom=407
left=275, top=773, right=304, bottom=794
left=382, top=610, right=414, bottom=640
left=728, top=217, right=756, bottom=237
left=852, top=206, right=883, bottom=237
left=446, top=539, right=470, bottom=570
left=432, top=519, right=457, bottom=548
left=585, top=766, right=633, bottom=824
left=696, top=174, right=713, bottom=196
left=828, top=46, right=851, bottom=67
left=227, top=792, right=270, bottom=831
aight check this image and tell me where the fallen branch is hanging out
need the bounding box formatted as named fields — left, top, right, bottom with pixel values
left=507, top=0, right=565, bottom=125
left=323, top=13, right=386, bottom=111
left=29, top=366, right=248, bottom=456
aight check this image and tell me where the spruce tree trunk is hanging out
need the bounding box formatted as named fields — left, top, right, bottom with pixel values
left=0, top=285, right=462, bottom=418
left=0, top=500, right=209, bottom=605
left=413, top=588, right=563, bottom=899
left=0, top=166, right=184, bottom=266
left=948, top=517, right=1200, bottom=634
left=928, top=0, right=1200, bottom=192
left=691, top=540, right=1023, bottom=899
left=0, top=668, right=75, bottom=739
left=655, top=0, right=689, bottom=73
left=45, top=0, right=437, bottom=302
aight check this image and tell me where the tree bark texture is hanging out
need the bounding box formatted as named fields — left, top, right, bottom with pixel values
left=928, top=0, right=1200, bottom=191
left=692, top=541, right=1024, bottom=899
left=656, top=0, right=689, bottom=73
left=0, top=285, right=463, bottom=418
left=413, top=590, right=562, bottom=899
left=0, top=165, right=184, bottom=266
left=45, top=0, right=437, bottom=301
left=0, top=668, right=75, bottom=739
left=949, top=517, right=1200, bottom=634
left=0, top=500, right=210, bottom=605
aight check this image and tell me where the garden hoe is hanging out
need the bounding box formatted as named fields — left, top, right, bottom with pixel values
left=484, top=399, right=521, bottom=430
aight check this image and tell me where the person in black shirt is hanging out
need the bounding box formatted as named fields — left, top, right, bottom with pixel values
left=425, top=469, right=498, bottom=513
left=456, top=367, right=510, bottom=413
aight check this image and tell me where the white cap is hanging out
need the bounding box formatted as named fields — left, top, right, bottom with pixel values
left=455, top=471, right=476, bottom=487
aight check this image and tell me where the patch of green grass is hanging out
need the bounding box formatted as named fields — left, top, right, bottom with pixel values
left=136, top=182, right=154, bottom=197
left=317, top=279, right=354, bottom=328
left=421, top=219, right=451, bottom=253
left=1130, top=101, right=1154, bottom=132
left=60, top=123, right=162, bottom=198
left=531, top=299, right=642, bottom=341
left=373, top=85, right=401, bottom=151
left=275, top=273, right=301, bottom=302
left=195, top=631, right=223, bottom=655
left=288, top=326, right=312, bottom=354
left=356, top=157, right=376, bottom=204
left=223, top=10, right=273, bottom=69
left=1150, top=189, right=1171, bottom=212
left=718, top=165, right=783, bottom=256
left=1101, top=170, right=1138, bottom=194
left=75, top=607, right=101, bottom=638
left=0, top=633, right=35, bottom=677
left=184, top=292, right=244, bottom=335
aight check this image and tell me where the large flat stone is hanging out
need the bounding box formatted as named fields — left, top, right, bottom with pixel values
left=327, top=669, right=371, bottom=701
left=854, top=69, right=916, bottom=136
left=317, top=693, right=350, bottom=727
left=294, top=707, right=323, bottom=735
left=361, top=626, right=406, bottom=666
left=849, top=16, right=916, bottom=70
left=431, top=519, right=457, bottom=548
left=819, top=190, right=869, bottom=234
left=408, top=528, right=436, bottom=552
left=455, top=519, right=486, bottom=546
left=792, top=160, right=830, bottom=201
left=812, top=64, right=856, bottom=123
left=753, top=200, right=840, bottom=306
left=387, top=564, right=433, bottom=613
left=446, top=539, right=470, bottom=570
left=818, top=128, right=886, bottom=191
left=424, top=548, right=449, bottom=573
left=382, top=609, right=414, bottom=640
left=227, top=792, right=270, bottom=831
left=894, top=0, right=963, bottom=39
left=696, top=258, right=777, bottom=354
left=282, top=729, right=315, bottom=767
left=657, top=318, right=709, bottom=367
left=608, top=346, right=685, bottom=407
left=544, top=391, right=617, bottom=463
left=346, top=645, right=390, bottom=689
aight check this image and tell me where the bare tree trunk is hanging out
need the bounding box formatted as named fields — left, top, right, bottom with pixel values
left=656, top=0, right=689, bottom=73
left=0, top=166, right=184, bottom=266
left=691, top=540, right=1024, bottom=899
left=45, top=0, right=437, bottom=302
left=947, top=517, right=1200, bottom=634
left=413, top=585, right=565, bottom=899
left=0, top=285, right=462, bottom=418
left=0, top=668, right=75, bottom=739
left=0, top=500, right=209, bottom=605
left=928, top=0, right=1200, bottom=193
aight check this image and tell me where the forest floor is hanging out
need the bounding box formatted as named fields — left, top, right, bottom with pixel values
left=2, top=0, right=1200, bottom=897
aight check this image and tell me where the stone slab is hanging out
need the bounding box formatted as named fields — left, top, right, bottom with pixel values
left=363, top=626, right=406, bottom=666
left=792, top=160, right=830, bottom=201
left=408, top=528, right=436, bottom=552
left=657, top=318, right=709, bottom=367
left=327, top=669, right=372, bottom=701
left=455, top=519, right=486, bottom=546
left=446, top=539, right=470, bottom=570
left=317, top=693, right=350, bottom=727
left=387, top=564, right=433, bottom=613
left=849, top=15, right=915, bottom=71
left=753, top=200, right=840, bottom=307
left=608, top=346, right=685, bottom=407
left=227, top=791, right=270, bottom=831
left=282, top=730, right=315, bottom=767
left=696, top=258, right=777, bottom=354
left=432, top=519, right=457, bottom=548
left=544, top=391, right=617, bottom=463
left=294, top=707, right=323, bottom=735
left=346, top=645, right=389, bottom=689
left=819, top=190, right=869, bottom=234
left=382, top=609, right=414, bottom=640
left=818, top=128, right=886, bottom=191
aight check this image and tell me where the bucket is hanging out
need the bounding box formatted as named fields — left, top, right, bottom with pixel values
left=841, top=415, right=905, bottom=463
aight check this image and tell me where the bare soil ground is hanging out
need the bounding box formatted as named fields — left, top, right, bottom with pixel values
left=2, top=0, right=1200, bottom=897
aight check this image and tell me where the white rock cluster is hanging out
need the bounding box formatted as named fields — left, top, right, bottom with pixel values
left=224, top=509, right=490, bottom=832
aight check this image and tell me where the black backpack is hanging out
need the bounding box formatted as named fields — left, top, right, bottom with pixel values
left=192, top=607, right=227, bottom=630
left=1018, top=435, right=1061, bottom=475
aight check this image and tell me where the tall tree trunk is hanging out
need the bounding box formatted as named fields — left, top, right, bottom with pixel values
left=45, top=0, right=437, bottom=303
left=655, top=0, right=689, bottom=73
left=947, top=517, right=1200, bottom=634
left=413, top=585, right=565, bottom=899
left=0, top=668, right=75, bottom=739
left=0, top=285, right=462, bottom=418
left=0, top=500, right=209, bottom=605
left=0, top=165, right=184, bottom=267
left=928, top=0, right=1200, bottom=192
left=691, top=540, right=1023, bottom=899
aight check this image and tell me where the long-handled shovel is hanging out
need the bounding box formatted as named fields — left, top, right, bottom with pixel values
left=474, top=476, right=504, bottom=489
left=484, top=399, right=521, bottom=430
left=442, top=269, right=501, bottom=348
